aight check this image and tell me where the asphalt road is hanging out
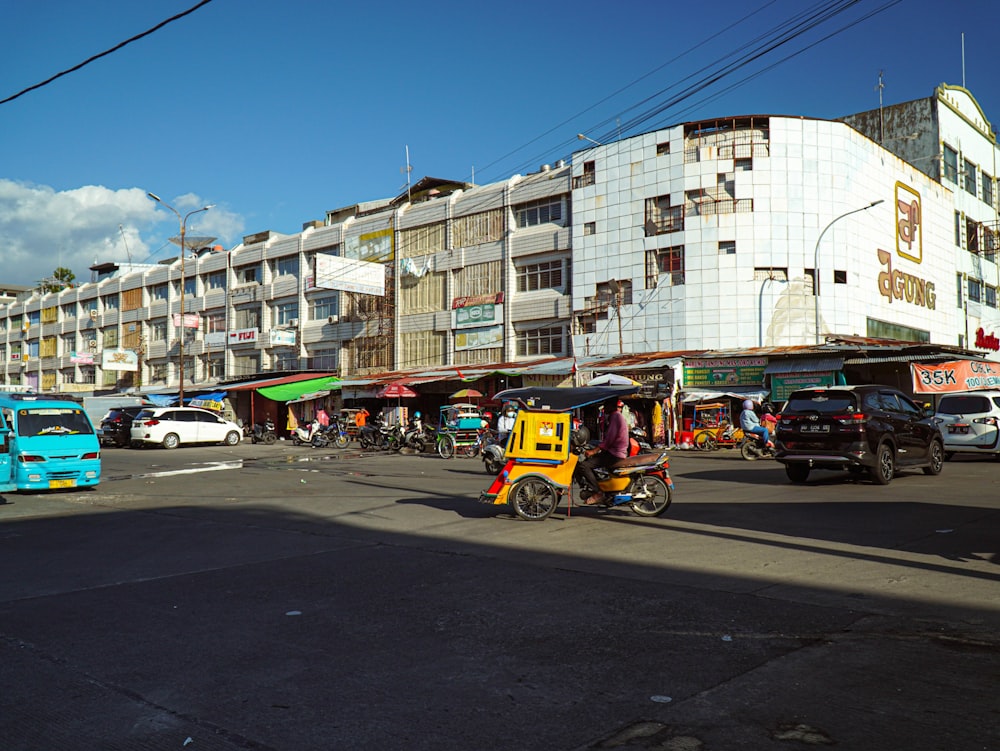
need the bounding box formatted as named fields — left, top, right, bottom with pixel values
left=1, top=441, right=997, bottom=750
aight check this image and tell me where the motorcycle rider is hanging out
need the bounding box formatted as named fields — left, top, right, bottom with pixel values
left=740, top=399, right=773, bottom=448
left=496, top=404, right=516, bottom=445
left=577, top=397, right=629, bottom=505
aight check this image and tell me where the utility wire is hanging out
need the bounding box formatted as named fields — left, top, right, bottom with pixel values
left=0, top=0, right=215, bottom=106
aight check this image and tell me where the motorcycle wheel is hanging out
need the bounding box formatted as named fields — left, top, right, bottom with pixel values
left=264, top=433, right=277, bottom=445
left=437, top=434, right=456, bottom=459
left=628, top=475, right=672, bottom=517
left=739, top=440, right=759, bottom=461
left=509, top=478, right=559, bottom=521
left=461, top=442, right=481, bottom=458
left=484, top=453, right=505, bottom=475
left=292, top=435, right=302, bottom=446
left=335, top=434, right=349, bottom=449
left=359, top=434, right=371, bottom=449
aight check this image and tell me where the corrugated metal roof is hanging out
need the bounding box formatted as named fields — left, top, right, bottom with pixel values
left=764, top=357, right=844, bottom=374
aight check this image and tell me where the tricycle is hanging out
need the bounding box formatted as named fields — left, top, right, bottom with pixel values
left=479, top=386, right=673, bottom=521
left=438, top=403, right=487, bottom=457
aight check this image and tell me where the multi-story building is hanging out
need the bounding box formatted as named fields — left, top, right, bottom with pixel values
left=569, top=83, right=1000, bottom=362
left=0, top=83, right=997, bottom=395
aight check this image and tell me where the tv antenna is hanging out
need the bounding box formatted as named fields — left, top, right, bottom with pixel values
left=118, top=224, right=133, bottom=265
left=400, top=145, right=413, bottom=201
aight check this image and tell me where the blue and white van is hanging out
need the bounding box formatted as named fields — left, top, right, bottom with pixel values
left=0, top=393, right=101, bottom=492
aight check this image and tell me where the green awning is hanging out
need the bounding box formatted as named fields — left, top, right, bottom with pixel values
left=257, top=376, right=341, bottom=402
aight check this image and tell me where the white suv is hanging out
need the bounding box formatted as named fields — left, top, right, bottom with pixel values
left=933, top=391, right=1000, bottom=459
left=130, top=407, right=243, bottom=449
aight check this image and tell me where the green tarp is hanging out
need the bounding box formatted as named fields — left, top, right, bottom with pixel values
left=257, top=376, right=341, bottom=402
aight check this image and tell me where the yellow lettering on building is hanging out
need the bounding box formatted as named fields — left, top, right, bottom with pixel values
left=877, top=249, right=935, bottom=309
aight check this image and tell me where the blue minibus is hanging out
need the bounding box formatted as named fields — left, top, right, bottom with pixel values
left=0, top=393, right=101, bottom=492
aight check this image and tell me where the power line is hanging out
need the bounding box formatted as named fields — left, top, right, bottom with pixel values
left=0, top=0, right=215, bottom=106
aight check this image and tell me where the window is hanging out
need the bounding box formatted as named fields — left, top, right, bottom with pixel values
left=400, top=330, right=446, bottom=370
left=583, top=222, right=596, bottom=236
left=308, top=294, right=338, bottom=320
left=150, top=283, right=168, bottom=302
left=121, top=289, right=142, bottom=312
left=232, top=354, right=260, bottom=377
left=204, top=311, right=226, bottom=333
left=234, top=305, right=260, bottom=330
left=183, top=277, right=196, bottom=296
left=235, top=264, right=260, bottom=285
left=274, top=300, right=299, bottom=325
left=41, top=306, right=57, bottom=323
left=517, top=259, right=564, bottom=292
left=27, top=311, right=40, bottom=325
left=735, top=157, right=753, bottom=171
left=834, top=270, right=847, bottom=284
left=454, top=261, right=501, bottom=298
left=942, top=144, right=958, bottom=183
left=205, top=356, right=225, bottom=380
left=964, top=159, right=977, bottom=196
left=274, top=352, right=299, bottom=370
left=754, top=268, right=788, bottom=282
left=957, top=273, right=964, bottom=307
left=516, top=326, right=565, bottom=357
left=275, top=256, right=299, bottom=277
left=207, top=270, right=226, bottom=290
left=968, top=278, right=982, bottom=303
left=79, top=366, right=96, bottom=384
left=955, top=211, right=962, bottom=247
left=985, top=285, right=997, bottom=309
left=102, top=294, right=119, bottom=311
left=983, top=172, right=994, bottom=208
left=656, top=141, right=670, bottom=156
left=152, top=319, right=168, bottom=342
left=595, top=280, right=632, bottom=306
left=151, top=363, right=169, bottom=383
left=400, top=271, right=446, bottom=314
left=40, top=336, right=57, bottom=358
left=645, top=194, right=684, bottom=235
left=307, top=348, right=339, bottom=370
left=573, top=161, right=596, bottom=189
left=967, top=217, right=981, bottom=254
left=645, top=246, right=685, bottom=288
left=399, top=223, right=444, bottom=258
left=514, top=197, right=563, bottom=228
left=103, top=328, right=119, bottom=347
left=718, top=240, right=736, bottom=255
left=452, top=209, right=503, bottom=247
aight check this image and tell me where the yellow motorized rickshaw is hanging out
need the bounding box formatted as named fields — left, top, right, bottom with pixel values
left=479, top=386, right=673, bottom=521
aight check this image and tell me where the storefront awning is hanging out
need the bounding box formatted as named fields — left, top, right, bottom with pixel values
left=680, top=386, right=770, bottom=403
left=256, top=375, right=341, bottom=402
left=764, top=357, right=843, bottom=374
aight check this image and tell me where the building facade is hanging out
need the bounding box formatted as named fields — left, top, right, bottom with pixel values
left=0, top=83, right=997, bottom=394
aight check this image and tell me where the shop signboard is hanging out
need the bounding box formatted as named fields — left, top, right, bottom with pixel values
left=912, top=360, right=1000, bottom=394
left=771, top=372, right=836, bottom=401
left=455, top=325, right=503, bottom=351
left=683, top=358, right=766, bottom=388
left=102, top=348, right=139, bottom=372
left=453, top=303, right=503, bottom=329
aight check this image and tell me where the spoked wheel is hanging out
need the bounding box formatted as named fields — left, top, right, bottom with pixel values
left=628, top=475, right=672, bottom=517
left=739, top=439, right=759, bottom=460
left=695, top=432, right=717, bottom=451
left=437, top=434, right=456, bottom=459
left=923, top=439, right=944, bottom=475
left=335, top=434, right=350, bottom=449
left=461, top=442, right=481, bottom=458
left=869, top=442, right=895, bottom=485
left=509, top=478, right=559, bottom=521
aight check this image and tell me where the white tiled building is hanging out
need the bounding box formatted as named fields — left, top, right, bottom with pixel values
left=570, top=85, right=1000, bottom=361
left=1, top=83, right=998, bottom=394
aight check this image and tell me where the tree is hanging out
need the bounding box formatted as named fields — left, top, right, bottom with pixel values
left=39, top=267, right=76, bottom=293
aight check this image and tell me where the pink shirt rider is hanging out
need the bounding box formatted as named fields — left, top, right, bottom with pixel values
left=600, top=409, right=629, bottom=459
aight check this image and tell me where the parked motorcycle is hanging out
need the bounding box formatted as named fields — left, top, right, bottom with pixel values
left=291, top=419, right=325, bottom=447
left=359, top=417, right=392, bottom=450
left=251, top=417, right=277, bottom=445
left=739, top=433, right=775, bottom=460
left=321, top=416, right=351, bottom=449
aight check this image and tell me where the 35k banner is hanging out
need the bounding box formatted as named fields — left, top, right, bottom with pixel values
left=911, top=360, right=1000, bottom=394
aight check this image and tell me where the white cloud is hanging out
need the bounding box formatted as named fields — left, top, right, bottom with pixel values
left=0, top=180, right=244, bottom=287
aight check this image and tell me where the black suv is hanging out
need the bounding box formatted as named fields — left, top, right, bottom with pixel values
left=99, top=406, right=148, bottom=447
left=775, top=385, right=944, bottom=485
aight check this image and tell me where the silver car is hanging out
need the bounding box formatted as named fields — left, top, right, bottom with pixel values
left=933, top=391, right=1000, bottom=459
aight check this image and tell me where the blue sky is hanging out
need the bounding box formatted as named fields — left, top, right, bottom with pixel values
left=2, top=0, right=997, bottom=287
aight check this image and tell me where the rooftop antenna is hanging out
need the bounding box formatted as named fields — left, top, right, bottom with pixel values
left=961, top=32, right=966, bottom=88
left=400, top=145, right=412, bottom=201
left=876, top=70, right=885, bottom=144
left=118, top=224, right=133, bottom=265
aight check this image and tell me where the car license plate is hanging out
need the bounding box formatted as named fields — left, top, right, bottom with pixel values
left=48, top=479, right=76, bottom=489
left=802, top=424, right=830, bottom=433
left=948, top=424, right=969, bottom=434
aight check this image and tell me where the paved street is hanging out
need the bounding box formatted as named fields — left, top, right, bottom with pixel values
left=1, top=442, right=997, bottom=750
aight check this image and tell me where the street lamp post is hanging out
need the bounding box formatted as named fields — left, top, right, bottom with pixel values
left=813, top=199, right=884, bottom=344
left=146, top=193, right=214, bottom=404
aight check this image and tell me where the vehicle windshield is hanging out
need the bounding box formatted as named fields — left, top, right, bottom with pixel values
left=785, top=391, right=858, bottom=414
left=936, top=395, right=993, bottom=415
left=16, top=407, right=95, bottom=437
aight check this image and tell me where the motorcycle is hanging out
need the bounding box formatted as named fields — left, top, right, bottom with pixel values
left=359, top=418, right=392, bottom=450
left=401, top=420, right=434, bottom=452
left=571, top=443, right=673, bottom=518
left=321, top=416, right=351, bottom=449
left=251, top=418, right=277, bottom=445
left=291, top=419, right=325, bottom=447
left=481, top=430, right=507, bottom=474
left=739, top=432, right=775, bottom=460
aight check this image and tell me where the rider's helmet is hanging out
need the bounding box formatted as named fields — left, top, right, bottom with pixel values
left=743, top=399, right=754, bottom=410
left=414, top=411, right=421, bottom=419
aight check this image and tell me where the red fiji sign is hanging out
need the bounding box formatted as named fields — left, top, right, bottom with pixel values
left=975, top=327, right=1000, bottom=352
